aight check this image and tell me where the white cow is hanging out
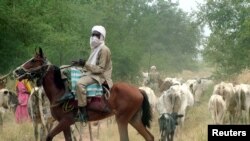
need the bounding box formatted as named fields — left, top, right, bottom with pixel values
left=185, top=79, right=201, bottom=104
left=185, top=78, right=214, bottom=104
left=0, top=88, right=17, bottom=110
left=208, top=94, right=226, bottom=124
left=0, top=88, right=18, bottom=127
left=156, top=83, right=194, bottom=128
left=181, top=83, right=195, bottom=108
left=139, top=86, right=158, bottom=113
left=213, top=82, right=239, bottom=124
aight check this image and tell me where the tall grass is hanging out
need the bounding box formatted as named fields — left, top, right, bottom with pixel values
left=0, top=113, right=34, bottom=141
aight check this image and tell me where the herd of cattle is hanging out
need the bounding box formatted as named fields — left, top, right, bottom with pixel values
left=139, top=76, right=214, bottom=141
left=139, top=75, right=250, bottom=140
left=209, top=82, right=250, bottom=125
left=1, top=74, right=250, bottom=141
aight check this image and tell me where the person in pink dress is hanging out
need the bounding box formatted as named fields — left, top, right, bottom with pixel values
left=15, top=79, right=32, bottom=123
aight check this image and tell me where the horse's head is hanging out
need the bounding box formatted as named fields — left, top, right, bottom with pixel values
left=14, top=48, right=48, bottom=81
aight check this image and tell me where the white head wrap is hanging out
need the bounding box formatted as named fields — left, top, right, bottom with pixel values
left=91, top=25, right=106, bottom=38
left=87, top=25, right=106, bottom=65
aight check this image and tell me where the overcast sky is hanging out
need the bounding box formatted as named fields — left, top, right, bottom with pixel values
left=176, top=0, right=211, bottom=36
left=178, top=0, right=199, bottom=12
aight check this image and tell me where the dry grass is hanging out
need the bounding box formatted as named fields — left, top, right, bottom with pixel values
left=174, top=86, right=213, bottom=141
left=176, top=69, right=213, bottom=80
left=234, top=69, right=250, bottom=84
left=0, top=113, right=34, bottom=141
left=160, top=68, right=214, bottom=82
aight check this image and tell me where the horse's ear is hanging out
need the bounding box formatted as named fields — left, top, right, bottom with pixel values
left=39, top=47, right=44, bottom=58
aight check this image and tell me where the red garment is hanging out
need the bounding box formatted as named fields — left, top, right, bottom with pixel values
left=15, top=81, right=30, bottom=123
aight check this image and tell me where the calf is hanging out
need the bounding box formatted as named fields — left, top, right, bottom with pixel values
left=158, top=113, right=183, bottom=141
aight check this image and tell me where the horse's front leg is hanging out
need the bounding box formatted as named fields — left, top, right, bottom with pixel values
left=116, top=117, right=129, bottom=141
left=63, top=127, right=73, bottom=141
left=46, top=118, right=74, bottom=141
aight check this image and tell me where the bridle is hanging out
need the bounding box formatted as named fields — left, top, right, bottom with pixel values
left=16, top=57, right=51, bottom=83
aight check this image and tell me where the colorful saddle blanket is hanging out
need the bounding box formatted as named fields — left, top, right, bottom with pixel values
left=70, top=67, right=103, bottom=97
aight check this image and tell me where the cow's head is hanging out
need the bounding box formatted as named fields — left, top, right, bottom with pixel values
left=0, top=88, right=18, bottom=111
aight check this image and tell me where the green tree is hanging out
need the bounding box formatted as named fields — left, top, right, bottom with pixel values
left=197, top=0, right=250, bottom=77
left=0, top=0, right=201, bottom=83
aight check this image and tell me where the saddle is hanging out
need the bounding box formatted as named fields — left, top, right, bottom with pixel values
left=61, top=67, right=110, bottom=113
left=60, top=83, right=110, bottom=114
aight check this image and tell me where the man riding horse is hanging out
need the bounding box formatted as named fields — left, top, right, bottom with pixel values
left=58, top=25, right=113, bottom=122
left=13, top=29, right=154, bottom=141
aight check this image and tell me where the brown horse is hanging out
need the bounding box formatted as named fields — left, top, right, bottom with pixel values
left=13, top=48, right=154, bottom=141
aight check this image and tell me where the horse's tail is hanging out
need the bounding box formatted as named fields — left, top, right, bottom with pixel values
left=139, top=89, right=152, bottom=128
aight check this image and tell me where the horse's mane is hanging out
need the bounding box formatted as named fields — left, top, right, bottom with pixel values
left=52, top=65, right=65, bottom=90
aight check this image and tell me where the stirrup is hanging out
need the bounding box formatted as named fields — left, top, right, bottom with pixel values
left=75, top=110, right=88, bottom=123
